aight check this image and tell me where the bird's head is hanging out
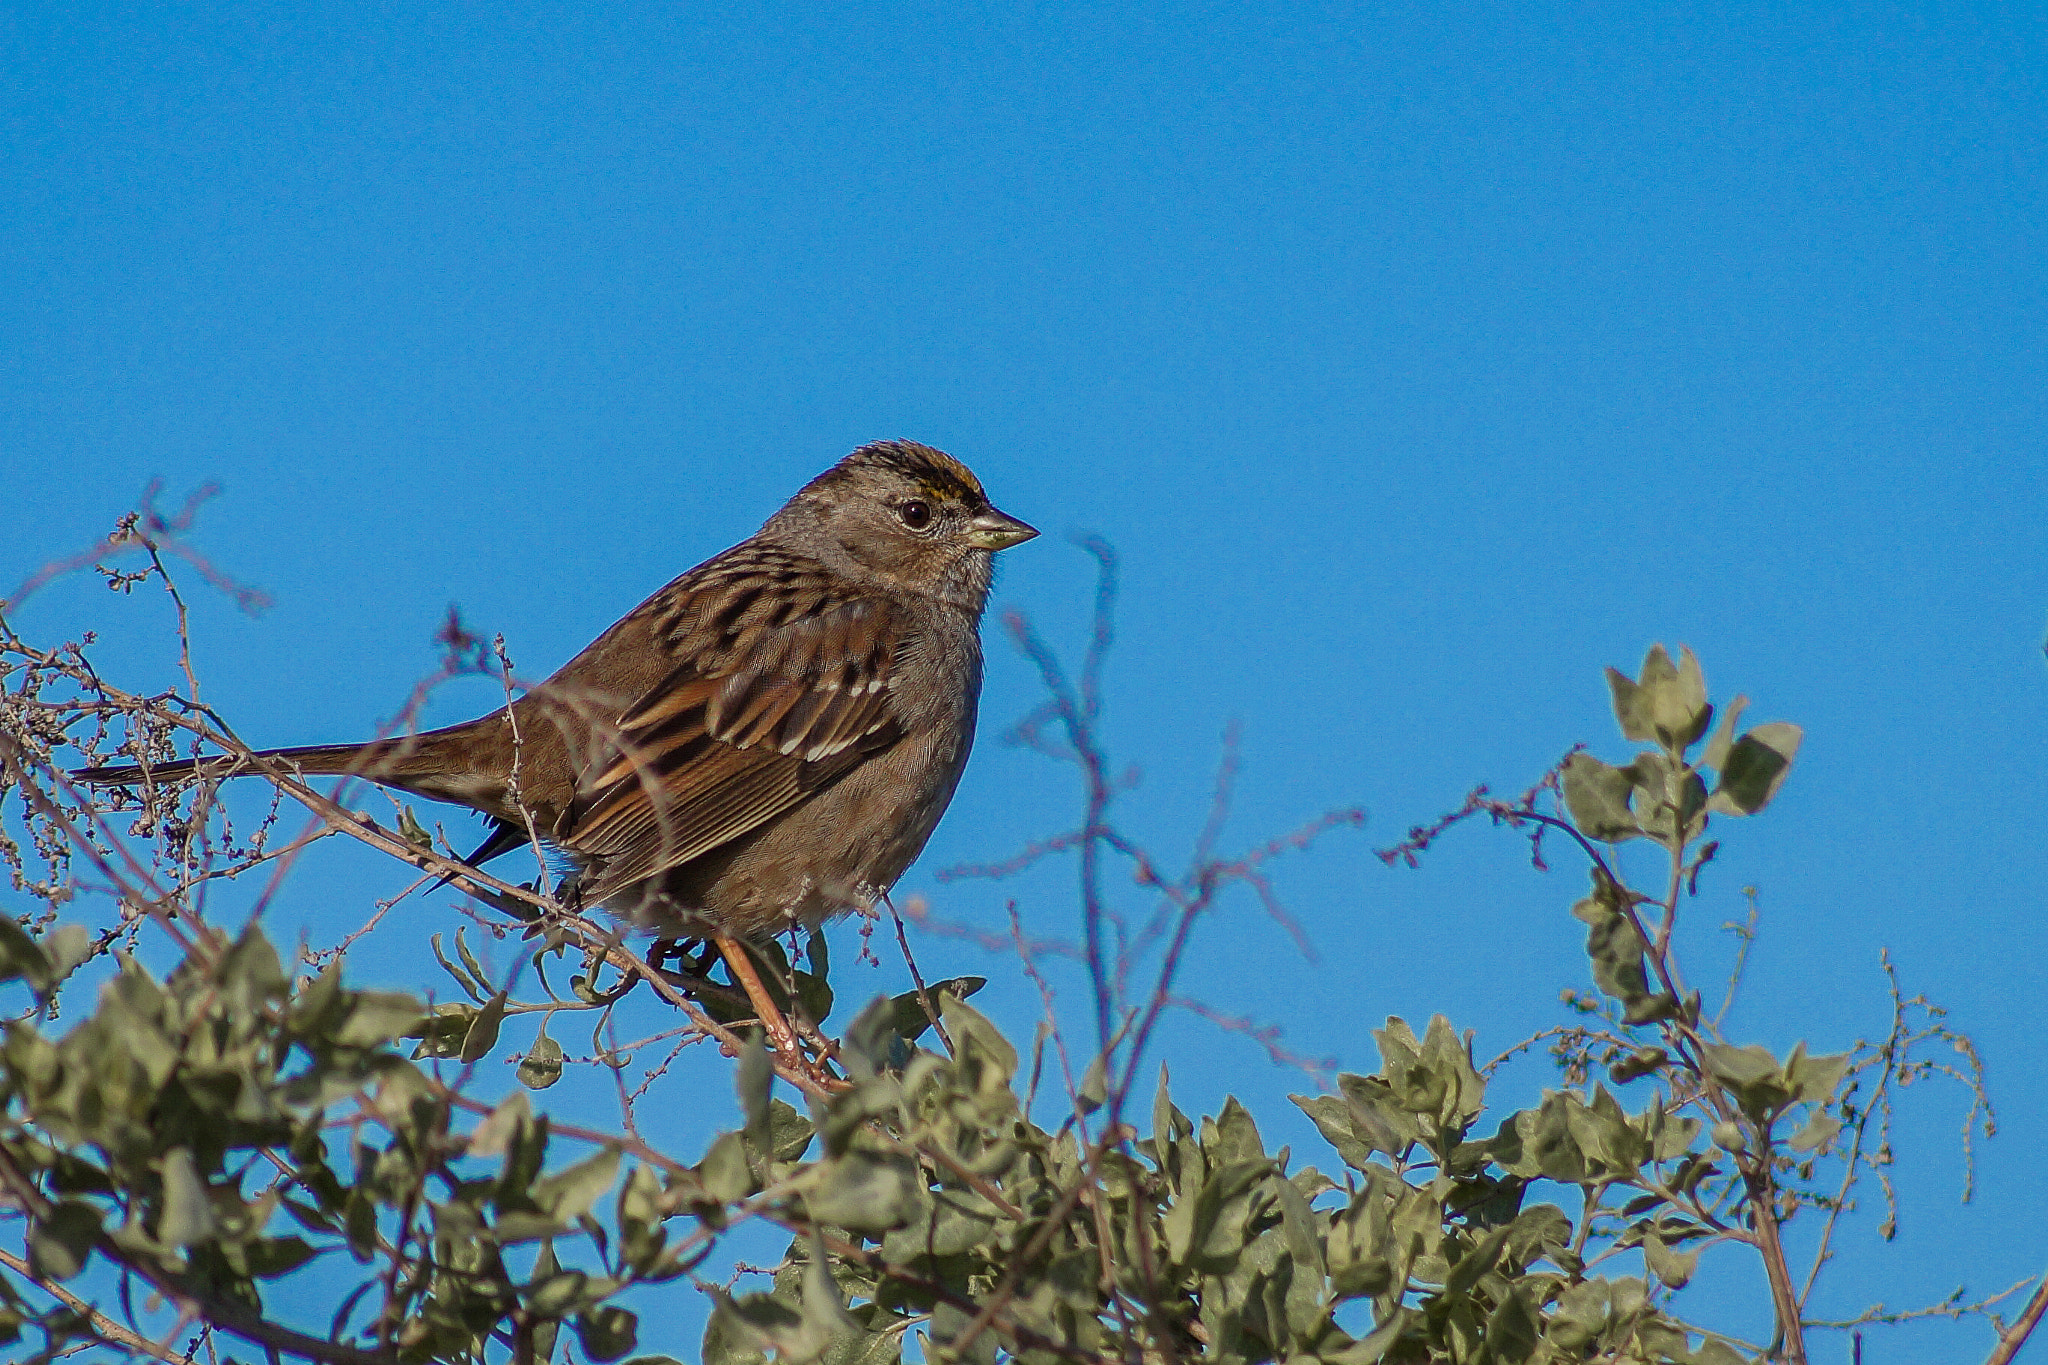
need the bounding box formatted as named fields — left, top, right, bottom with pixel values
left=773, top=440, right=1038, bottom=609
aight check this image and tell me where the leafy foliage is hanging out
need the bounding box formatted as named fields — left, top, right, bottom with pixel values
left=0, top=512, right=2026, bottom=1364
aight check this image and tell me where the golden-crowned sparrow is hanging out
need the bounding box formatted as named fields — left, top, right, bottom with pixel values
left=78, top=440, right=1038, bottom=947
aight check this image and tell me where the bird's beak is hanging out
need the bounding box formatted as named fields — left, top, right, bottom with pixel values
left=966, top=508, right=1039, bottom=551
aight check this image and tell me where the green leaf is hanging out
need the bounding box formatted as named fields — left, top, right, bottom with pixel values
left=930, top=1299, right=998, bottom=1365
left=39, top=925, right=91, bottom=986
left=1783, top=1043, right=1851, bottom=1107
left=703, top=1293, right=777, bottom=1365
left=1609, top=1047, right=1669, bottom=1084
left=822, top=1329, right=900, bottom=1365
left=1332, top=1306, right=1409, bottom=1364
left=1621, top=991, right=1681, bottom=1026
left=1648, top=1110, right=1705, bottom=1164
left=527, top=1267, right=611, bottom=1317
left=842, top=998, right=901, bottom=1081
left=1624, top=750, right=1709, bottom=849
left=1574, top=890, right=1662, bottom=1016
left=157, top=1147, right=216, bottom=1248
left=408, top=1003, right=476, bottom=1058
left=806, top=1150, right=917, bottom=1232
left=1702, top=1042, right=1792, bottom=1118
left=245, top=1235, right=318, bottom=1278
left=705, top=1254, right=856, bottom=1365
left=1709, top=721, right=1802, bottom=815
left=1290, top=1094, right=1376, bottom=1172
left=1336, top=1072, right=1419, bottom=1153
left=699, top=1131, right=755, bottom=1204
left=940, top=996, right=1017, bottom=1094
left=1701, top=694, right=1748, bottom=771
left=1273, top=1169, right=1326, bottom=1283
left=343, top=1188, right=378, bottom=1261
left=289, top=962, right=347, bottom=1036
left=1788, top=1111, right=1843, bottom=1153
left=1710, top=1120, right=1748, bottom=1154
left=1153, top=1063, right=1190, bottom=1147
left=881, top=1187, right=1002, bottom=1261
left=470, top=1090, right=532, bottom=1158
left=1165, top=1155, right=1271, bottom=1270
left=28, top=1200, right=100, bottom=1281
left=1533, top=1283, right=1598, bottom=1351
left=1417, top=1014, right=1487, bottom=1128
left=518, top=1032, right=565, bottom=1090
left=618, top=1161, right=668, bottom=1229
left=576, top=1306, right=640, bottom=1362
left=532, top=1147, right=622, bottom=1225
left=461, top=989, right=510, bottom=1063
left=1564, top=1085, right=1646, bottom=1175
left=428, top=930, right=489, bottom=1003
left=1606, top=666, right=1653, bottom=743
left=1444, top=1225, right=1511, bottom=1296
left=1484, top=1283, right=1540, bottom=1363
left=1510, top=1094, right=1589, bottom=1183
left=1325, top=1189, right=1396, bottom=1298
left=1642, top=1233, right=1700, bottom=1289
left=1610, top=645, right=1712, bottom=750
left=763, top=1099, right=815, bottom=1165
left=341, top=990, right=429, bottom=1048
left=1561, top=754, right=1641, bottom=843
left=737, top=1030, right=773, bottom=1153
left=1504, top=1202, right=1573, bottom=1270
left=1077, top=1053, right=1109, bottom=1116
left=0, top=918, right=53, bottom=991
left=791, top=930, right=833, bottom=1026
left=218, top=922, right=288, bottom=1009
left=1213, top=1095, right=1266, bottom=1160
left=1664, top=645, right=1712, bottom=749
left=885, top=976, right=987, bottom=1044
left=397, top=804, right=434, bottom=848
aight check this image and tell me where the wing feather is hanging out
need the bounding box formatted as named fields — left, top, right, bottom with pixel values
left=559, top=555, right=907, bottom=903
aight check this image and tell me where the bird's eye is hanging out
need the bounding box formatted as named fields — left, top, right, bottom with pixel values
left=896, top=499, right=933, bottom=531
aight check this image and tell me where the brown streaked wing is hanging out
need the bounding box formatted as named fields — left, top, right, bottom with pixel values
left=560, top=581, right=907, bottom=901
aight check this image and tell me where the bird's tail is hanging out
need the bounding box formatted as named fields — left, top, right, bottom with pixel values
left=73, top=736, right=444, bottom=789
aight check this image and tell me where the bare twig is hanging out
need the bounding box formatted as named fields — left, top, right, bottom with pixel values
left=3, top=481, right=272, bottom=616
left=1984, top=1272, right=2048, bottom=1365
left=0, top=1246, right=191, bottom=1364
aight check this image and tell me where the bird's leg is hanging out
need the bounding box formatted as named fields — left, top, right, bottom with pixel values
left=713, top=934, right=808, bottom=1067
left=782, top=995, right=843, bottom=1070
left=769, top=928, right=843, bottom=1066
left=648, top=937, right=751, bottom=1014
left=785, top=1004, right=840, bottom=1060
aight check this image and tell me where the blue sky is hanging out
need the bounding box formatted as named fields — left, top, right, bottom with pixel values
left=4, top=1, right=2045, bottom=1357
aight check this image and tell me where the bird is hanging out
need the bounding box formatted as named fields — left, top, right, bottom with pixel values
left=75, top=440, right=1037, bottom=1059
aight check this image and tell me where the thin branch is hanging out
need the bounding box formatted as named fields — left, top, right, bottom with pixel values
left=3, top=481, right=272, bottom=616
left=886, top=895, right=953, bottom=1056
left=1984, top=1272, right=2048, bottom=1365
left=0, top=1246, right=190, bottom=1364
left=0, top=1146, right=392, bottom=1365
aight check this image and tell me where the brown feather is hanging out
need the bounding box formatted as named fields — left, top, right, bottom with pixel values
left=555, top=565, right=911, bottom=901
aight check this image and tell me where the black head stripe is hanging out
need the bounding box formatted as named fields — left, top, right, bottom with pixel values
left=842, top=440, right=986, bottom=502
